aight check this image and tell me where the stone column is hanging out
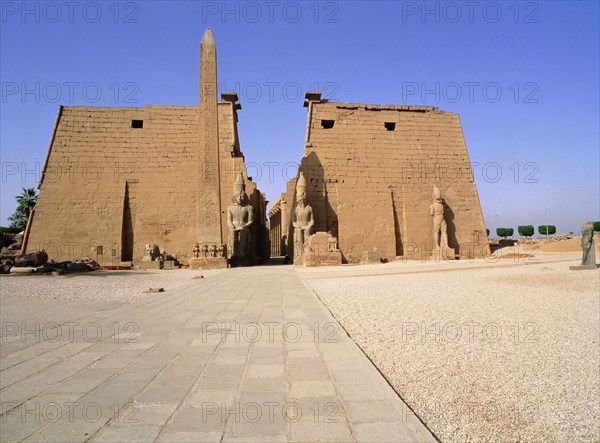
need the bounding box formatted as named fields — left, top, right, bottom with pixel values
left=197, top=27, right=223, bottom=244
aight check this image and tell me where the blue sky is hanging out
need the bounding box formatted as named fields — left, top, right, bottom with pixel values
left=1, top=1, right=598, bottom=235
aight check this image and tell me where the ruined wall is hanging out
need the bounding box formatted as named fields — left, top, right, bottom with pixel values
left=294, top=100, right=489, bottom=263
left=26, top=102, right=265, bottom=263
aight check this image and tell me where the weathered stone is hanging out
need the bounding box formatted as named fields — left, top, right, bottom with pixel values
left=430, top=247, right=456, bottom=261
left=361, top=250, right=382, bottom=264
left=21, top=28, right=269, bottom=266
left=197, top=26, right=223, bottom=247
left=227, top=173, right=254, bottom=264
left=15, top=250, right=48, bottom=267
left=142, top=244, right=161, bottom=262
left=138, top=261, right=162, bottom=270
left=189, top=257, right=228, bottom=270
left=570, top=221, right=598, bottom=270
left=304, top=251, right=342, bottom=267
left=163, top=260, right=177, bottom=270
left=301, top=232, right=342, bottom=266
left=269, top=93, right=490, bottom=264
left=291, top=172, right=314, bottom=261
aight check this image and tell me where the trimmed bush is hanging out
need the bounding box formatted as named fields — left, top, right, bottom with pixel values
left=486, top=228, right=490, bottom=237
left=593, top=221, right=600, bottom=232
left=496, top=228, right=514, bottom=239
left=518, top=225, right=534, bottom=237
left=538, top=225, right=556, bottom=236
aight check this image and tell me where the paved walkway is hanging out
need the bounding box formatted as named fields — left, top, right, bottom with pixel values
left=0, top=266, right=436, bottom=442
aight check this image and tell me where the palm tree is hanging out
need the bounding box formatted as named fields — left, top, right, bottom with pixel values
left=8, top=187, right=37, bottom=231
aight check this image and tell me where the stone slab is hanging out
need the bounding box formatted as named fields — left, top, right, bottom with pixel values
left=138, top=261, right=162, bottom=270
left=569, top=264, right=599, bottom=270
left=303, top=251, right=343, bottom=267
left=189, top=257, right=228, bottom=270
left=360, top=250, right=382, bottom=264
left=0, top=266, right=434, bottom=442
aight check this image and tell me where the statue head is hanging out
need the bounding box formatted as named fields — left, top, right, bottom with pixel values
left=297, top=192, right=306, bottom=206
left=232, top=172, right=249, bottom=205
left=296, top=172, right=307, bottom=205
left=234, top=190, right=248, bottom=205
left=433, top=185, right=442, bottom=202
left=233, top=172, right=245, bottom=193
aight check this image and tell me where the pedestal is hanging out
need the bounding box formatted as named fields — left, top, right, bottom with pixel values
left=302, top=251, right=343, bottom=267
left=360, top=250, right=382, bottom=264
left=189, top=257, right=228, bottom=270
left=138, top=261, right=162, bottom=270
left=569, top=265, right=599, bottom=271
left=430, top=247, right=456, bottom=261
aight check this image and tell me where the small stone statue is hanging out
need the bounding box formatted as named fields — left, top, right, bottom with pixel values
left=202, top=244, right=209, bottom=258
left=192, top=243, right=200, bottom=259
left=327, top=232, right=339, bottom=252
left=227, top=172, right=254, bottom=259
left=429, top=186, right=448, bottom=249
left=142, top=244, right=161, bottom=261
left=580, top=221, right=596, bottom=266
left=210, top=244, right=217, bottom=258
left=291, top=172, right=314, bottom=258
left=218, top=244, right=226, bottom=257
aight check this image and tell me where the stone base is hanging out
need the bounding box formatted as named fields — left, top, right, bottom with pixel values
left=569, top=264, right=599, bottom=271
left=360, top=250, right=382, bottom=264
left=189, top=257, right=228, bottom=270
left=430, top=247, right=456, bottom=261
left=302, top=251, right=343, bottom=267
left=138, top=261, right=162, bottom=270
left=163, top=260, right=177, bottom=270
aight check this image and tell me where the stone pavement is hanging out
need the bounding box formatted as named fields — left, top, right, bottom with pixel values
left=0, top=266, right=436, bottom=442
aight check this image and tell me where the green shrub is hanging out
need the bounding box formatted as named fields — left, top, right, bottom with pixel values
left=518, top=225, right=534, bottom=237
left=538, top=225, right=556, bottom=236
left=496, top=228, right=514, bottom=239
left=486, top=228, right=490, bottom=237
left=593, top=221, right=600, bottom=232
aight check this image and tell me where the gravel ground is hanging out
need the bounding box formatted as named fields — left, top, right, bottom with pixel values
left=0, top=269, right=225, bottom=303
left=305, top=263, right=600, bottom=442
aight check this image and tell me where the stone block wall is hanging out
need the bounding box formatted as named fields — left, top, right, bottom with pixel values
left=25, top=101, right=266, bottom=264
left=276, top=99, right=489, bottom=264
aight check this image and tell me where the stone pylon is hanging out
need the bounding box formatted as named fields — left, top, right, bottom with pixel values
left=197, top=27, right=223, bottom=244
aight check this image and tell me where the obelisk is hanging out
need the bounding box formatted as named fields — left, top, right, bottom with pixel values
left=197, top=27, right=223, bottom=244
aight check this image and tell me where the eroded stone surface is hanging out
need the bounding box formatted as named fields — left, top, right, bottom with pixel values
left=23, top=28, right=269, bottom=266
left=269, top=94, right=490, bottom=264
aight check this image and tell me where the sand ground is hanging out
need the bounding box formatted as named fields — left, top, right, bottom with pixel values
left=304, top=257, right=599, bottom=442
